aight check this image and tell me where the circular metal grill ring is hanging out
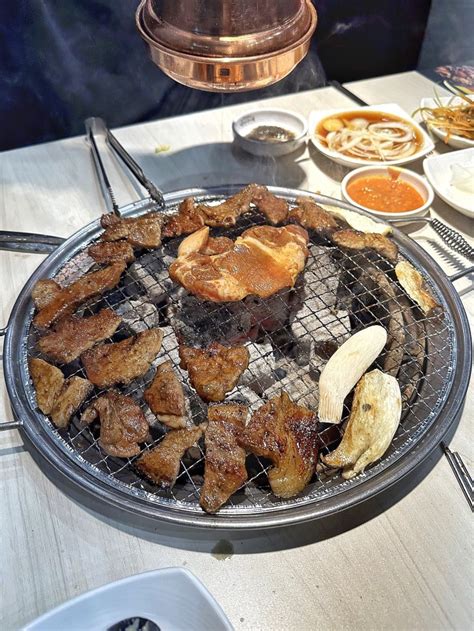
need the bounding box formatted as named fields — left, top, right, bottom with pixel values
left=3, top=186, right=472, bottom=530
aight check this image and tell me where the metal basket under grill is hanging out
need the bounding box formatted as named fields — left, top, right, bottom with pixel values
left=2, top=186, right=471, bottom=529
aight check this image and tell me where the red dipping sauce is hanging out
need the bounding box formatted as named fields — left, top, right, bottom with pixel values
left=347, top=172, right=425, bottom=213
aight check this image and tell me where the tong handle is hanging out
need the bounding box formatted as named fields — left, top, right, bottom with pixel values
left=90, top=117, right=165, bottom=209
left=85, top=117, right=120, bottom=216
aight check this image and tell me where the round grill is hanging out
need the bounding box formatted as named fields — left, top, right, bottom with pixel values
left=3, top=186, right=471, bottom=529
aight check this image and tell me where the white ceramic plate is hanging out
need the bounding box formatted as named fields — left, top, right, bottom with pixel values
left=419, top=97, right=474, bottom=149
left=341, top=165, right=434, bottom=219
left=423, top=148, right=474, bottom=218
left=232, top=108, right=307, bottom=157
left=308, top=103, right=434, bottom=167
left=24, top=568, right=232, bottom=631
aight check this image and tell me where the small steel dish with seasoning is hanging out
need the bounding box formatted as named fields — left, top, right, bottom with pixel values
left=232, top=108, right=307, bottom=157
left=341, top=166, right=434, bottom=219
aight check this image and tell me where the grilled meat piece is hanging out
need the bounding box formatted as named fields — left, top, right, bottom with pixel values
left=38, top=308, right=122, bottom=364
left=50, top=376, right=93, bottom=428
left=144, top=360, right=187, bottom=429
left=88, top=241, right=135, bottom=264
left=169, top=224, right=309, bottom=302
left=289, top=197, right=340, bottom=237
left=163, top=184, right=260, bottom=238
left=200, top=404, right=248, bottom=513
left=251, top=186, right=289, bottom=224
left=29, top=358, right=92, bottom=427
left=331, top=229, right=398, bottom=262
left=81, top=391, right=149, bottom=458
left=100, top=211, right=162, bottom=249
left=395, top=261, right=441, bottom=315
left=179, top=342, right=249, bottom=402
left=33, top=262, right=126, bottom=330
left=197, top=184, right=258, bottom=227
left=136, top=425, right=204, bottom=487
left=201, top=236, right=234, bottom=255
left=29, top=358, right=65, bottom=414
left=81, top=328, right=163, bottom=388
left=238, top=392, right=318, bottom=498
left=364, top=267, right=405, bottom=377
left=322, top=369, right=401, bottom=479
left=162, top=198, right=206, bottom=238
left=31, top=279, right=61, bottom=309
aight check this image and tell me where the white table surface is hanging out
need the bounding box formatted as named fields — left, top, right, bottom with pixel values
left=1, top=70, right=472, bottom=630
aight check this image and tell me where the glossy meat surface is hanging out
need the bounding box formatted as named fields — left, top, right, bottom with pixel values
left=200, top=404, right=248, bottom=513
left=81, top=391, right=149, bottom=458
left=179, top=342, right=249, bottom=402
left=101, top=211, right=162, bottom=249
left=238, top=392, right=318, bottom=498
left=169, top=224, right=309, bottom=302
left=136, top=425, right=203, bottom=488
left=289, top=197, right=340, bottom=236
left=144, top=360, right=187, bottom=429
left=88, top=240, right=135, bottom=264
left=33, top=262, right=125, bottom=330
left=81, top=328, right=163, bottom=388
left=38, top=308, right=122, bottom=364
left=331, top=229, right=398, bottom=262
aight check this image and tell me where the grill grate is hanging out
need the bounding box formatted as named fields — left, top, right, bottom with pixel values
left=24, top=195, right=454, bottom=516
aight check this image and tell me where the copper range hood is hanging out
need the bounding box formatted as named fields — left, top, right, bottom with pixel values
left=136, top=0, right=317, bottom=92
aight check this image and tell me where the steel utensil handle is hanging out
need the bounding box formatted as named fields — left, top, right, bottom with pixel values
left=390, top=216, right=474, bottom=261
left=85, top=117, right=120, bottom=216
left=0, top=231, right=64, bottom=254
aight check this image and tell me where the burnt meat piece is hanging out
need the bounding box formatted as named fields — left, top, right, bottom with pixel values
left=31, top=279, right=61, bottom=310
left=200, top=404, right=248, bottom=513
left=144, top=360, right=187, bottom=429
left=38, top=308, right=122, bottom=364
left=169, top=224, right=309, bottom=302
left=50, top=376, right=93, bottom=428
left=33, top=262, right=126, bottom=330
left=88, top=241, right=135, bottom=264
left=136, top=425, right=204, bottom=488
left=100, top=211, right=162, bottom=249
left=81, top=328, right=163, bottom=388
left=331, top=229, right=398, bottom=263
left=81, top=391, right=149, bottom=458
left=288, top=197, right=340, bottom=237
left=29, top=358, right=65, bottom=414
left=251, top=186, right=289, bottom=224
left=238, top=392, right=319, bottom=498
left=179, top=342, right=249, bottom=402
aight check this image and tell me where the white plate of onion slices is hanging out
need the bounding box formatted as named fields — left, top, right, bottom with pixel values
left=309, top=103, right=434, bottom=167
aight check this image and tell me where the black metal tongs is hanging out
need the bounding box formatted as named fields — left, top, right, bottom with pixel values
left=85, top=117, right=166, bottom=215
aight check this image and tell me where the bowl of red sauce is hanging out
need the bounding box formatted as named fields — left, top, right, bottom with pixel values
left=341, top=166, right=434, bottom=219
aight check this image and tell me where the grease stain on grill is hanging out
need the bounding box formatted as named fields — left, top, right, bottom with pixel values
left=211, top=539, right=234, bottom=560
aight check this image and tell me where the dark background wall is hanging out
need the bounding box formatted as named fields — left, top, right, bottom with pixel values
left=1, top=0, right=434, bottom=151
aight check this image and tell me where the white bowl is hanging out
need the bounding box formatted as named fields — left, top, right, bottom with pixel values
left=309, top=103, right=434, bottom=167
left=232, top=108, right=307, bottom=157
left=24, top=568, right=232, bottom=631
left=419, top=97, right=474, bottom=149
left=341, top=165, right=434, bottom=219
left=423, top=148, right=474, bottom=218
